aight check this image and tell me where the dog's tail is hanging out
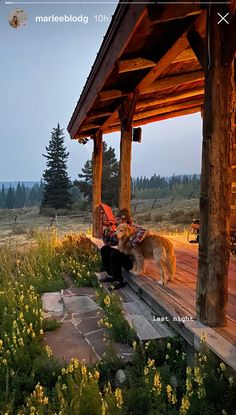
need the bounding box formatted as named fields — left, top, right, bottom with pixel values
left=165, top=242, right=176, bottom=281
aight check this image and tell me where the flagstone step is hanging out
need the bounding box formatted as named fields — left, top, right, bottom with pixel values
left=41, top=292, right=64, bottom=316
left=98, top=279, right=174, bottom=341
left=62, top=295, right=101, bottom=315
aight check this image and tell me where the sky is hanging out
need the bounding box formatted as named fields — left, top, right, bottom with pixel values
left=0, top=1, right=202, bottom=182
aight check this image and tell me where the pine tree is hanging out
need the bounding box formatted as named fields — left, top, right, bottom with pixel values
left=41, top=124, right=72, bottom=210
left=76, top=160, right=93, bottom=202
left=15, top=182, right=26, bottom=208
left=0, top=185, right=6, bottom=208
left=76, top=142, right=119, bottom=206
left=5, top=186, right=16, bottom=209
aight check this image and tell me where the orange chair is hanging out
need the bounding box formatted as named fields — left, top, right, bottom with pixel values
left=98, top=204, right=117, bottom=238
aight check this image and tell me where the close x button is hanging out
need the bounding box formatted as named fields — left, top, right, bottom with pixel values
left=217, top=12, right=229, bottom=24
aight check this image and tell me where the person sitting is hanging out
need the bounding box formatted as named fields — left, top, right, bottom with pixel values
left=98, top=209, right=134, bottom=290
left=100, top=245, right=134, bottom=289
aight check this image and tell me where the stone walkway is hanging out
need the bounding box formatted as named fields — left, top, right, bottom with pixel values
left=42, top=285, right=133, bottom=364
left=42, top=274, right=173, bottom=364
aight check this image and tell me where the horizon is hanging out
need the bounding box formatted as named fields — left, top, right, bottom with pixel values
left=0, top=171, right=201, bottom=187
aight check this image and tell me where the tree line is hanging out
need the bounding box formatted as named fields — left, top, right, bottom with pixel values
left=0, top=124, right=200, bottom=211
left=134, top=174, right=200, bottom=200
left=0, top=182, right=44, bottom=209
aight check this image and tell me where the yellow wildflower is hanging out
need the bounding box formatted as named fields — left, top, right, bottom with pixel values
left=46, top=345, right=53, bottom=357
left=18, top=338, right=24, bottom=347
left=103, top=295, right=111, bottom=306
left=144, top=341, right=150, bottom=350
left=101, top=399, right=107, bottom=415
left=147, top=358, right=155, bottom=368
left=194, top=367, right=203, bottom=385
left=81, top=364, right=87, bottom=377
left=166, top=384, right=172, bottom=402
left=94, top=370, right=100, bottom=381
left=114, top=388, right=123, bottom=409
left=180, top=395, right=190, bottom=415
left=229, top=377, right=234, bottom=385
left=220, top=362, right=226, bottom=372
left=172, top=392, right=177, bottom=405
left=68, top=363, right=74, bottom=373
left=153, top=371, right=162, bottom=395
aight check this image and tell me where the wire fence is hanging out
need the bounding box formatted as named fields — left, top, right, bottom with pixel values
left=0, top=207, right=92, bottom=234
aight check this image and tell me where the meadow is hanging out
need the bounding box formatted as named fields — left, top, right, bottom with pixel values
left=0, top=226, right=235, bottom=414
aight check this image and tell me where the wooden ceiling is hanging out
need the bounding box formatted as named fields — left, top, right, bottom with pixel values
left=68, top=1, right=206, bottom=141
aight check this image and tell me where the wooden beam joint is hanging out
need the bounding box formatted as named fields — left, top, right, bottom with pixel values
left=119, top=91, right=139, bottom=131
left=187, top=28, right=206, bottom=71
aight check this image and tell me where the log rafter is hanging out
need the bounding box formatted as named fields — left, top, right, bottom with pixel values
left=98, top=70, right=204, bottom=102
left=94, top=13, right=206, bottom=136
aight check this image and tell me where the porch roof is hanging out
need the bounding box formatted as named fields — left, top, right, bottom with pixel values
left=67, top=1, right=206, bottom=142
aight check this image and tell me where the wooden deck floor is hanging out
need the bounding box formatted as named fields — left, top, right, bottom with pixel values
left=91, top=235, right=236, bottom=369
left=141, top=236, right=236, bottom=346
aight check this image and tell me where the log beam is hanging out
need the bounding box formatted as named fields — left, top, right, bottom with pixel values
left=98, top=89, right=126, bottom=102
left=187, top=28, right=206, bottom=70
left=137, top=11, right=206, bottom=91
left=142, top=70, right=204, bottom=95
left=89, top=110, right=113, bottom=120
left=118, top=94, right=138, bottom=212
left=137, top=87, right=204, bottom=110
left=98, top=71, right=204, bottom=104
left=92, top=131, right=103, bottom=237
left=106, top=106, right=201, bottom=134
left=117, top=57, right=156, bottom=73
left=196, top=6, right=235, bottom=327
left=134, top=98, right=203, bottom=121
left=172, top=47, right=196, bottom=63
left=80, top=123, right=101, bottom=131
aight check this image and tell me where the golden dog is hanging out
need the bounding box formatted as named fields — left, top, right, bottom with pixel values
left=116, top=223, right=176, bottom=285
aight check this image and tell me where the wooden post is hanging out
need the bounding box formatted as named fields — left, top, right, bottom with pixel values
left=118, top=93, right=138, bottom=211
left=119, top=125, right=132, bottom=211
left=92, top=131, right=103, bottom=237
left=196, top=6, right=235, bottom=326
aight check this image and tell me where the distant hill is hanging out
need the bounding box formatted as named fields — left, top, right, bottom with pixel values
left=0, top=181, right=40, bottom=189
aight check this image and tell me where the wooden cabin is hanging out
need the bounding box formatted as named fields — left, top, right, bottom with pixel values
left=68, top=0, right=236, bottom=357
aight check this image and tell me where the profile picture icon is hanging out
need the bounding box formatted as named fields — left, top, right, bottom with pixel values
left=8, top=9, right=28, bottom=29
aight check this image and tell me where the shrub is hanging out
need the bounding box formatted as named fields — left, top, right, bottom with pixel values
left=42, top=319, right=61, bottom=332
left=154, top=214, right=165, bottom=223
left=59, top=234, right=100, bottom=287
left=169, top=210, right=199, bottom=224
left=96, top=288, right=136, bottom=345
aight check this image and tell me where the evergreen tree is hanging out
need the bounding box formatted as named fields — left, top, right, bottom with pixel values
left=76, top=159, right=93, bottom=202
left=15, top=182, right=26, bottom=208
left=5, top=186, right=16, bottom=209
left=41, top=124, right=72, bottom=209
left=76, top=142, right=119, bottom=206
left=0, top=185, right=6, bottom=208
left=15, top=183, right=21, bottom=208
